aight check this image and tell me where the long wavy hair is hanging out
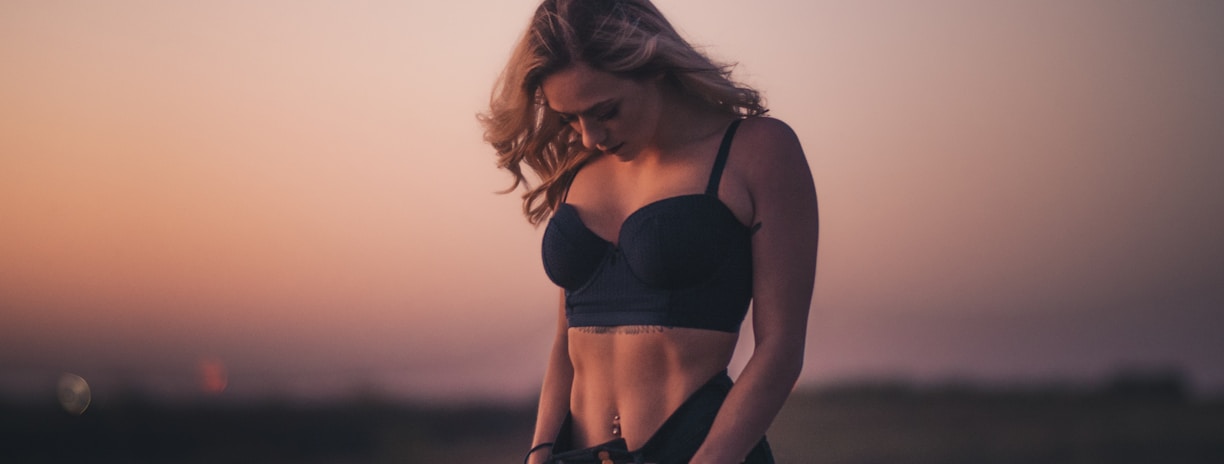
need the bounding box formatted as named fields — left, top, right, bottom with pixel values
left=479, top=0, right=767, bottom=225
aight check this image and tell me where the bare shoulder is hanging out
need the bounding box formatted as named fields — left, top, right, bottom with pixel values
left=738, top=115, right=800, bottom=141
left=731, top=116, right=808, bottom=181
left=719, top=116, right=816, bottom=230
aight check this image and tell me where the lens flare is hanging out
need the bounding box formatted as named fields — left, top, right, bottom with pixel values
left=57, top=373, right=91, bottom=415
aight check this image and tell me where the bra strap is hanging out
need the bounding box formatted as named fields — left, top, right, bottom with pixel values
left=705, top=119, right=743, bottom=196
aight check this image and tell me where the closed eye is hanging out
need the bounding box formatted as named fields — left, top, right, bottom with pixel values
left=551, top=99, right=618, bottom=126
left=596, top=106, right=619, bottom=122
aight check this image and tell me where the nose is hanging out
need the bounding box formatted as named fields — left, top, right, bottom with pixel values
left=578, top=119, right=606, bottom=150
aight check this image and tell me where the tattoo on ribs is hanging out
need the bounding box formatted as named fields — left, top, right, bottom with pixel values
left=572, top=325, right=672, bottom=334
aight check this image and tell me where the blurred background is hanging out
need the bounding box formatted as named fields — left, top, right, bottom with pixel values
left=2, top=0, right=1222, bottom=462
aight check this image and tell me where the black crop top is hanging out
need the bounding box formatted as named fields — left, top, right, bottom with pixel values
left=541, top=119, right=753, bottom=333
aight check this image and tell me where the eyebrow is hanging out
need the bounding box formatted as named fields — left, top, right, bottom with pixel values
left=551, top=99, right=617, bottom=118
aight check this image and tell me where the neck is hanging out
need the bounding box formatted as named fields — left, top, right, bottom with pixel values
left=628, top=93, right=732, bottom=163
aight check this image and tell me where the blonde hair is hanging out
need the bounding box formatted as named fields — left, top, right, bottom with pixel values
left=479, top=0, right=767, bottom=225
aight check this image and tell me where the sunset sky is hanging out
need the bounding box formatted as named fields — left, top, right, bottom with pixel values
left=2, top=0, right=1222, bottom=403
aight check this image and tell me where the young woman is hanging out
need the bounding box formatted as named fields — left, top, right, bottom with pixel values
left=481, top=1, right=818, bottom=462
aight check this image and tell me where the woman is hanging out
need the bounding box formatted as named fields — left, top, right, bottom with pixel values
left=480, top=1, right=818, bottom=463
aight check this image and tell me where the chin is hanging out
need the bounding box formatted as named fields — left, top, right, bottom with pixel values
left=605, top=144, right=635, bottom=160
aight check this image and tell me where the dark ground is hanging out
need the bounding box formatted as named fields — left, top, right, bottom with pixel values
left=3, top=373, right=1223, bottom=463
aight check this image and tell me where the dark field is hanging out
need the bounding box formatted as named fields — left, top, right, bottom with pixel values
left=3, top=379, right=1223, bottom=463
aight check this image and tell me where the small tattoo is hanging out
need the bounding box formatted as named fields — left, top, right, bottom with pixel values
left=572, top=325, right=671, bottom=334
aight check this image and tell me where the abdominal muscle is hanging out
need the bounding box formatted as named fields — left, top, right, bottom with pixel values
left=567, top=326, right=739, bottom=450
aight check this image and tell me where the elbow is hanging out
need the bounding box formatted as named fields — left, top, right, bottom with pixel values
left=754, top=339, right=804, bottom=386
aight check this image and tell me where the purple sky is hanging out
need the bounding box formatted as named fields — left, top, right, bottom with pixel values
left=2, top=0, right=1222, bottom=402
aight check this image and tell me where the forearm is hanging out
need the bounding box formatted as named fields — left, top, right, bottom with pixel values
left=528, top=326, right=573, bottom=464
left=531, top=337, right=573, bottom=444
left=690, top=341, right=803, bottom=464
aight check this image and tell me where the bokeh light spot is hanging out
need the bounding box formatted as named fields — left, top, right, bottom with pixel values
left=57, top=373, right=91, bottom=415
left=198, top=356, right=229, bottom=395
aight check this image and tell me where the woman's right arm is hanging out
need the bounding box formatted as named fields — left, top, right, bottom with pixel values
left=527, top=290, right=573, bottom=464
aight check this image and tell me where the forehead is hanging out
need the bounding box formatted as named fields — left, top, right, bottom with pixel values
left=540, top=63, right=634, bottom=113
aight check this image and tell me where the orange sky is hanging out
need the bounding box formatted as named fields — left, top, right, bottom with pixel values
left=2, top=0, right=1223, bottom=401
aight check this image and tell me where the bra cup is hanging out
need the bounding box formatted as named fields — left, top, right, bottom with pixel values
left=621, top=197, right=746, bottom=289
left=542, top=206, right=612, bottom=290
left=541, top=119, right=754, bottom=333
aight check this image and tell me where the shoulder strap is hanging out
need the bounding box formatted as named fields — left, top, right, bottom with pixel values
left=705, top=118, right=743, bottom=195
left=560, top=169, right=575, bottom=203
left=560, top=154, right=594, bottom=204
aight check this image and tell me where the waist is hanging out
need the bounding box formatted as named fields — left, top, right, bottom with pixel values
left=566, top=327, right=737, bottom=449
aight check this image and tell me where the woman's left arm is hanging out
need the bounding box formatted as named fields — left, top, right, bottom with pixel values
left=692, top=117, right=819, bottom=464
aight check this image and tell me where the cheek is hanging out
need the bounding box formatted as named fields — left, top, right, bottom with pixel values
left=625, top=101, right=658, bottom=136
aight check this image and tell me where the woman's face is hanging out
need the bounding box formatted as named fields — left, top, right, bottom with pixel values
left=541, top=62, right=663, bottom=159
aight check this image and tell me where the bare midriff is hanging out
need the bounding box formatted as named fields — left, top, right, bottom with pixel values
left=567, top=326, right=739, bottom=450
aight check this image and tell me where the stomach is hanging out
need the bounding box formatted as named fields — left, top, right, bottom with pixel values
left=566, top=326, right=739, bottom=449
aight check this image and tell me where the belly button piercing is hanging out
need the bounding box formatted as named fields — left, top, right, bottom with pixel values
left=611, top=414, right=621, bottom=436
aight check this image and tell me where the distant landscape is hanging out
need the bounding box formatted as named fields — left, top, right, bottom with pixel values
left=3, top=370, right=1222, bottom=463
